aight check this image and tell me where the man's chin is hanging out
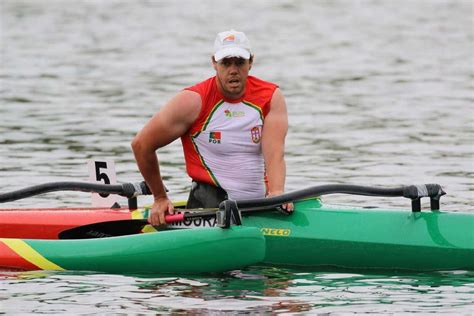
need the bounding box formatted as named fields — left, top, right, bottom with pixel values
left=225, top=86, right=243, bottom=96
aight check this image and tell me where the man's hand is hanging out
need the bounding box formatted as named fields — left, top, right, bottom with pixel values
left=267, top=190, right=294, bottom=213
left=149, top=196, right=175, bottom=226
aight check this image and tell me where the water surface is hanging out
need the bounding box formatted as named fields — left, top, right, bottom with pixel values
left=1, top=0, right=473, bottom=314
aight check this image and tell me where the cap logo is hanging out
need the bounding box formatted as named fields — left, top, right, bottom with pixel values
left=223, top=34, right=235, bottom=45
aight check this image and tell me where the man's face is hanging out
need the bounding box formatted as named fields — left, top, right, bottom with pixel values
left=213, top=57, right=252, bottom=99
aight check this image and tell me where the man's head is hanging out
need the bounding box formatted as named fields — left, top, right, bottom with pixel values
left=212, top=30, right=253, bottom=100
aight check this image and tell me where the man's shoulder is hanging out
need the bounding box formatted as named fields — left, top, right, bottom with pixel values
left=247, top=76, right=279, bottom=89
left=185, top=76, right=215, bottom=91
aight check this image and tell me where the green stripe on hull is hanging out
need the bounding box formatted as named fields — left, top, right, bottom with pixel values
left=22, top=227, right=265, bottom=274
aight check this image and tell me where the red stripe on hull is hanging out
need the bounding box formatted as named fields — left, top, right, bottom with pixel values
left=0, top=208, right=134, bottom=239
left=0, top=241, right=38, bottom=270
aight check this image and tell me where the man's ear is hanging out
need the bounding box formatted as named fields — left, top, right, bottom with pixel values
left=249, top=55, right=254, bottom=70
left=211, top=56, right=217, bottom=71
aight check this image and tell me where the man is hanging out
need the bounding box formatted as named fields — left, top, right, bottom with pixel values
left=132, top=30, right=291, bottom=226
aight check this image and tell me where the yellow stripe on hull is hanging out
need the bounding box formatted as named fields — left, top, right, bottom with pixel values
left=0, top=239, right=64, bottom=271
left=131, top=209, right=146, bottom=219
left=131, top=208, right=157, bottom=233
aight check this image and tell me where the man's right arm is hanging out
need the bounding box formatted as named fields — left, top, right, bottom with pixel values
left=131, top=90, right=201, bottom=225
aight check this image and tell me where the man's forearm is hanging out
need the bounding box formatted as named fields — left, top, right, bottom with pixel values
left=132, top=145, right=168, bottom=200
left=266, top=154, right=286, bottom=195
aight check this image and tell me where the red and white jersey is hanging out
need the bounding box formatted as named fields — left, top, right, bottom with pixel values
left=181, top=76, right=278, bottom=200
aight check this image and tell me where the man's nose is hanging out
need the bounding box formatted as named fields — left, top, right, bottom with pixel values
left=228, top=64, right=239, bottom=73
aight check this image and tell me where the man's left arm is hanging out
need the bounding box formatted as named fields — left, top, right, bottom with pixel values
left=262, top=88, right=289, bottom=197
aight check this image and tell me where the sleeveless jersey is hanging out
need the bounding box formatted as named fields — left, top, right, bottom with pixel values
left=182, top=76, right=278, bottom=200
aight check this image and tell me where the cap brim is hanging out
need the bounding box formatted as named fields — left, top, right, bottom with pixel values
left=214, top=47, right=251, bottom=61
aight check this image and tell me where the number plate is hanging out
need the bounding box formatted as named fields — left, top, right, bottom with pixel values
left=88, top=159, right=118, bottom=207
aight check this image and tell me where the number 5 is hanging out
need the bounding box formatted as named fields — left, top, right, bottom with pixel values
left=95, top=161, right=111, bottom=198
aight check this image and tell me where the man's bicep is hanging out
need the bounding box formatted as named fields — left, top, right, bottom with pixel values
left=262, top=89, right=288, bottom=152
left=138, top=91, right=201, bottom=149
left=265, top=89, right=288, bottom=136
left=161, top=90, right=201, bottom=134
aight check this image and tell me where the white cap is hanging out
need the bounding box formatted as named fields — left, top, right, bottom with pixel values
left=213, top=30, right=252, bottom=62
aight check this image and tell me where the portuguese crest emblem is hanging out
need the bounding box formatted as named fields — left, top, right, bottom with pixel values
left=251, top=126, right=262, bottom=143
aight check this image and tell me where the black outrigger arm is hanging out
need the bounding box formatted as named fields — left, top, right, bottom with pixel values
left=0, top=181, right=152, bottom=210
left=402, top=184, right=446, bottom=212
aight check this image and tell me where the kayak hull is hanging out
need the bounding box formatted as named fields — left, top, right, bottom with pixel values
left=1, top=199, right=473, bottom=272
left=0, top=226, right=265, bottom=274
